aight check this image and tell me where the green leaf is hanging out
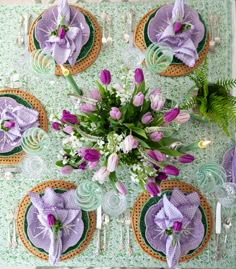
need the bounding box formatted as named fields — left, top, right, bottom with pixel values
left=133, top=136, right=151, bottom=148
left=96, top=81, right=106, bottom=97
left=131, top=127, right=148, bottom=139
left=109, top=172, right=117, bottom=190
left=158, top=137, right=180, bottom=147
left=158, top=148, right=183, bottom=157
left=56, top=160, right=64, bottom=167
left=64, top=148, right=71, bottom=155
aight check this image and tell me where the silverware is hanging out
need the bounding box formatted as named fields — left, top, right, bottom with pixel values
left=101, top=12, right=107, bottom=47
left=16, top=16, right=24, bottom=47
left=107, top=15, right=113, bottom=47
left=7, top=210, right=14, bottom=248
left=96, top=205, right=102, bottom=255
left=209, top=15, right=215, bottom=52
left=103, top=214, right=110, bottom=251
left=23, top=13, right=31, bottom=35
left=118, top=214, right=125, bottom=250
left=214, top=15, right=221, bottom=45
left=12, top=208, right=18, bottom=248
left=125, top=210, right=132, bottom=256
left=123, top=13, right=129, bottom=43
left=215, top=202, right=221, bottom=260
left=128, top=9, right=135, bottom=47
left=223, top=217, right=232, bottom=255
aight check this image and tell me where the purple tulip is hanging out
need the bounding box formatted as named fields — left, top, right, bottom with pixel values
left=61, top=110, right=79, bottom=124
left=173, top=221, right=182, bottom=232
left=52, top=122, right=61, bottom=131
left=78, top=162, right=87, bottom=170
left=60, top=165, right=73, bottom=175
left=156, top=172, right=168, bottom=181
left=164, top=108, right=180, bottom=123
left=134, top=68, right=144, bottom=84
left=173, top=22, right=182, bottom=33
left=163, top=165, right=179, bottom=176
left=150, top=131, right=163, bottom=142
left=145, top=181, right=160, bottom=197
left=58, top=27, right=66, bottom=39
left=63, top=125, right=73, bottom=134
left=149, top=89, right=165, bottom=111
left=121, top=135, right=139, bottom=153
left=147, top=150, right=166, bottom=162
left=100, top=69, right=111, bottom=85
left=107, top=153, right=119, bottom=172
left=133, top=92, right=145, bottom=107
left=141, top=112, right=153, bottom=125
left=110, top=107, right=122, bottom=120
left=115, top=181, right=128, bottom=195
left=3, top=121, right=15, bottom=129
left=90, top=89, right=101, bottom=101
left=88, top=160, right=98, bottom=170
left=80, top=103, right=96, bottom=114
left=92, top=166, right=110, bottom=184
left=173, top=112, right=190, bottom=124
left=47, top=214, right=56, bottom=227
left=83, top=149, right=100, bottom=162
left=178, top=154, right=195, bottom=163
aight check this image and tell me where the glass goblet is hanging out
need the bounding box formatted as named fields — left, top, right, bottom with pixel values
left=215, top=183, right=236, bottom=208
left=20, top=155, right=47, bottom=179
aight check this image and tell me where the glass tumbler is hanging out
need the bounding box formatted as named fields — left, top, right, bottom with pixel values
left=215, top=183, right=236, bottom=208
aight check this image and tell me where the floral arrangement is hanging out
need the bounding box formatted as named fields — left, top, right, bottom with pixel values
left=52, top=68, right=195, bottom=194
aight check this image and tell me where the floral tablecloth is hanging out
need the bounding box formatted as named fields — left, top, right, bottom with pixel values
left=0, top=0, right=235, bottom=268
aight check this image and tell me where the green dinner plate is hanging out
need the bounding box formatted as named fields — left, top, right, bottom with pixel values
left=139, top=190, right=208, bottom=257
left=0, top=94, right=32, bottom=157
left=24, top=189, right=90, bottom=256
left=143, top=8, right=208, bottom=65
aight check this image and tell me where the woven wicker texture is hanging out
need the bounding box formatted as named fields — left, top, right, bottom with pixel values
left=131, top=180, right=213, bottom=263
left=16, top=180, right=96, bottom=261
left=29, top=5, right=102, bottom=76
left=0, top=88, right=48, bottom=165
left=134, top=8, right=210, bottom=77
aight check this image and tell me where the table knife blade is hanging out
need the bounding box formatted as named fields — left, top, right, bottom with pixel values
left=96, top=205, right=102, bottom=255
left=215, top=202, right=221, bottom=260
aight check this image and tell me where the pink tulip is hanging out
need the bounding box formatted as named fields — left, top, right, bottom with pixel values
left=78, top=162, right=87, bottom=170
left=134, top=68, right=144, bottom=84
left=149, top=89, right=165, bottom=111
left=58, top=27, right=66, bottom=39
left=60, top=165, right=73, bottom=175
left=141, top=112, right=153, bottom=124
left=163, top=165, right=179, bottom=176
left=80, top=103, right=96, bottom=114
left=63, top=125, right=73, bottom=134
left=121, top=135, right=139, bottom=153
left=107, top=153, right=119, bottom=172
left=145, top=181, right=160, bottom=197
left=178, top=154, right=195, bottom=163
left=100, top=69, right=111, bottom=85
left=147, top=150, right=166, bottom=162
left=92, top=166, right=110, bottom=184
left=47, top=214, right=56, bottom=227
left=115, top=181, right=128, bottom=195
left=90, top=89, right=101, bottom=100
left=149, top=131, right=163, bottom=142
left=156, top=172, right=168, bottom=181
left=110, top=107, right=122, bottom=120
left=173, top=112, right=190, bottom=124
left=88, top=160, right=99, bottom=170
left=133, top=92, right=144, bottom=107
left=173, top=22, right=182, bottom=33
left=164, top=108, right=180, bottom=123
left=173, top=221, right=182, bottom=232
left=3, top=121, right=15, bottom=129
left=52, top=122, right=61, bottom=131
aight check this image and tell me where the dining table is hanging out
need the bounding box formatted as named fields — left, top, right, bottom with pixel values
left=0, top=0, right=236, bottom=268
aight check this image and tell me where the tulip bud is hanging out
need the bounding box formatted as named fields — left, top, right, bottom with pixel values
left=78, top=162, right=87, bottom=170
left=164, top=108, right=180, bottom=123
left=107, top=153, right=119, bottom=172
left=3, top=121, right=15, bottom=129
left=156, top=172, right=168, bottom=181
left=178, top=154, right=194, bottom=163
left=149, top=89, right=165, bottom=111
left=83, top=149, right=100, bottom=162
left=52, top=122, right=61, bottom=131
left=134, top=68, right=144, bottom=84
left=90, top=89, right=101, bottom=101
left=147, top=150, right=166, bottom=162
left=61, top=110, right=79, bottom=124
left=173, top=112, right=190, bottom=124
left=145, top=181, right=160, bottom=197
left=133, top=92, right=145, bottom=107
left=63, top=125, right=73, bottom=134
left=60, top=165, right=73, bottom=175
left=115, top=181, right=128, bottom=195
left=58, top=27, right=66, bottom=39
left=173, top=221, right=182, bottom=232
left=141, top=112, right=153, bottom=125
left=163, top=165, right=179, bottom=176
left=173, top=22, right=182, bottom=33
left=121, top=135, right=139, bottom=153
left=47, top=214, right=56, bottom=227
left=92, top=166, right=110, bottom=184
left=80, top=103, right=96, bottom=114
left=110, top=107, right=122, bottom=120
left=100, top=69, right=111, bottom=85
left=149, top=131, right=163, bottom=142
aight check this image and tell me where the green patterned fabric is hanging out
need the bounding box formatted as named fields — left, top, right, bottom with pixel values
left=0, top=1, right=234, bottom=268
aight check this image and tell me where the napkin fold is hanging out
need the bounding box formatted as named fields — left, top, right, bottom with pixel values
left=0, top=97, right=39, bottom=153
left=28, top=187, right=84, bottom=265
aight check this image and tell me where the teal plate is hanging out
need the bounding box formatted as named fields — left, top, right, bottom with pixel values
left=23, top=189, right=90, bottom=256
left=143, top=8, right=208, bottom=65
left=139, top=190, right=208, bottom=258
left=0, top=94, right=32, bottom=157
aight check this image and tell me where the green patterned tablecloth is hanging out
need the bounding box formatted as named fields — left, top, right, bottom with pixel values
left=0, top=0, right=235, bottom=267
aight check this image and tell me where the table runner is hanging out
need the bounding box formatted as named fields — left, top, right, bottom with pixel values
left=0, top=0, right=235, bottom=267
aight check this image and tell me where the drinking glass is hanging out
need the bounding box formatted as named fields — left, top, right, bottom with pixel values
left=20, top=155, right=47, bottom=179
left=215, top=183, right=236, bottom=208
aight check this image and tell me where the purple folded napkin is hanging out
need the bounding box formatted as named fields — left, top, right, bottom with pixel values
left=28, top=187, right=84, bottom=265
left=222, top=146, right=236, bottom=183
left=147, top=0, right=205, bottom=67
left=0, top=97, right=39, bottom=153
left=35, top=0, right=90, bottom=66
left=145, top=188, right=204, bottom=269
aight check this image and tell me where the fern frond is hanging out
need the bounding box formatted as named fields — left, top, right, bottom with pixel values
left=179, top=96, right=198, bottom=110
left=216, top=79, right=236, bottom=92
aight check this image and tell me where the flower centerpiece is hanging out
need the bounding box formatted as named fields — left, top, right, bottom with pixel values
left=180, top=60, right=236, bottom=136
left=52, top=68, right=196, bottom=194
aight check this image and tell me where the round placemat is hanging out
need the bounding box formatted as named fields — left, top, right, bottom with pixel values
left=134, top=8, right=210, bottom=77
left=0, top=88, right=48, bottom=165
left=16, top=180, right=96, bottom=261
left=29, top=5, right=102, bottom=76
left=131, top=180, right=213, bottom=263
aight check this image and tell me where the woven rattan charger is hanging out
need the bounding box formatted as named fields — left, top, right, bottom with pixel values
left=29, top=5, right=102, bottom=76
left=0, top=88, right=48, bottom=165
left=17, top=180, right=96, bottom=261
left=132, top=180, right=213, bottom=263
left=134, top=8, right=210, bottom=77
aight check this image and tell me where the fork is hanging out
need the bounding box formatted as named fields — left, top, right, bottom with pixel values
left=118, top=213, right=125, bottom=250
left=125, top=210, right=132, bottom=256
left=12, top=208, right=18, bottom=248
left=107, top=15, right=113, bottom=47
left=7, top=210, right=14, bottom=248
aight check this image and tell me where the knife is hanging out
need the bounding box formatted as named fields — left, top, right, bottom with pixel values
left=128, top=9, right=134, bottom=47
left=96, top=205, right=102, bottom=255
left=215, top=202, right=221, bottom=260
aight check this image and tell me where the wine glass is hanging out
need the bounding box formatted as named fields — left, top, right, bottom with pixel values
left=20, top=155, right=47, bottom=179
left=215, top=183, right=236, bottom=208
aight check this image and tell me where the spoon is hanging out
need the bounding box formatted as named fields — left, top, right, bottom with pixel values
left=107, top=15, right=113, bottom=47
left=223, top=217, right=232, bottom=255
left=16, top=16, right=24, bottom=47
left=214, top=15, right=221, bottom=45
left=209, top=15, right=215, bottom=52
left=123, top=13, right=129, bottom=43
left=101, top=12, right=107, bottom=47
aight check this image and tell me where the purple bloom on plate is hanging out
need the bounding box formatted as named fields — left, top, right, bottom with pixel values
left=133, top=92, right=144, bottom=107
left=173, top=221, right=182, bottom=232
left=3, top=121, right=15, bottom=129
left=115, top=181, right=127, bottom=195
left=107, top=153, right=119, bottom=172
left=141, top=112, right=153, bottom=125
left=150, top=131, right=163, bottom=142
left=100, top=69, right=111, bottom=85
left=163, top=165, right=179, bottom=176
left=80, top=103, right=96, bottom=114
left=47, top=214, right=56, bottom=227
left=149, top=89, right=165, bottom=111
left=58, top=27, right=66, bottom=39
left=164, top=108, right=180, bottom=123
left=110, top=107, right=121, bottom=120
left=156, top=172, right=168, bottom=181
left=178, top=154, right=195, bottom=163
left=60, top=165, right=73, bottom=175
left=173, top=21, right=182, bottom=33
left=145, top=181, right=160, bottom=197
left=134, top=68, right=144, bottom=84
left=83, top=149, right=100, bottom=162
left=61, top=110, right=79, bottom=124
left=52, top=122, right=61, bottom=131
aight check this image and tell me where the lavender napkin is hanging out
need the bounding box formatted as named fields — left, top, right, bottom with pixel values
left=147, top=0, right=205, bottom=67
left=145, top=188, right=204, bottom=269
left=28, top=188, right=84, bottom=265
left=35, top=0, right=90, bottom=66
left=0, top=97, right=39, bottom=153
left=222, top=146, right=236, bottom=183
